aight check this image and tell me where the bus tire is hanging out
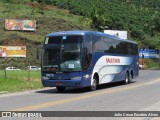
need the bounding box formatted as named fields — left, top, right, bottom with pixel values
left=128, top=73, right=132, bottom=84
left=90, top=78, right=97, bottom=91
left=56, top=86, right=65, bottom=92
left=124, top=73, right=129, bottom=85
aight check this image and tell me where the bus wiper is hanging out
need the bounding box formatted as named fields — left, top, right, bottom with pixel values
left=62, top=71, right=70, bottom=73
left=62, top=68, right=75, bottom=73
left=62, top=68, right=81, bottom=73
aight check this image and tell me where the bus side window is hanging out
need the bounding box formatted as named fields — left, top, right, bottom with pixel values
left=84, top=35, right=92, bottom=70
left=109, top=46, right=114, bottom=53
left=84, top=48, right=91, bottom=67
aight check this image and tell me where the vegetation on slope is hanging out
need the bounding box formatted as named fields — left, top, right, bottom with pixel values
left=0, top=0, right=159, bottom=69
left=0, top=0, right=88, bottom=69
left=33, top=0, right=160, bottom=49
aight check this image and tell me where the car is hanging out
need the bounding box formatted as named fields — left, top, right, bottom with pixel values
left=6, top=67, right=21, bottom=70
left=27, top=66, right=41, bottom=70
left=139, top=64, right=144, bottom=69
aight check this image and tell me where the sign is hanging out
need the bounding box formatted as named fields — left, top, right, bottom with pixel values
left=1, top=111, right=160, bottom=117
left=0, top=46, right=26, bottom=57
left=5, top=19, right=36, bottom=31
left=104, top=30, right=127, bottom=39
left=139, top=49, right=159, bottom=59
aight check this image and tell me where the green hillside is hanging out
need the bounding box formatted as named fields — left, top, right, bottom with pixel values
left=0, top=0, right=159, bottom=69
left=43, top=0, right=160, bottom=49
left=0, top=0, right=88, bottom=69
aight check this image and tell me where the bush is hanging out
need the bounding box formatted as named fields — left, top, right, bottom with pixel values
left=145, top=59, right=160, bottom=69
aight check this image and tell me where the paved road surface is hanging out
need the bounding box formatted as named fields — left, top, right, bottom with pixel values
left=0, top=70, right=160, bottom=120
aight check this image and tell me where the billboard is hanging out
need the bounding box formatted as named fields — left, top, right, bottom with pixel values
left=0, top=46, right=26, bottom=58
left=139, top=49, right=159, bottom=59
left=5, top=19, right=36, bottom=31
left=104, top=30, right=128, bottom=39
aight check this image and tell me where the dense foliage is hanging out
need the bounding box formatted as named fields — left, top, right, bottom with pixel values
left=32, top=0, right=160, bottom=49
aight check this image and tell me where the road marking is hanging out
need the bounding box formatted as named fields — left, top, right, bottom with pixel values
left=144, top=79, right=160, bottom=85
left=12, top=79, right=160, bottom=111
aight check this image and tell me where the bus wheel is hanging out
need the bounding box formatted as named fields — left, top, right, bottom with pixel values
left=56, top=87, right=65, bottom=92
left=124, top=73, right=129, bottom=85
left=128, top=73, right=132, bottom=84
left=90, top=78, right=97, bottom=91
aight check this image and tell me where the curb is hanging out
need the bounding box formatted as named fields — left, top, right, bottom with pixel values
left=0, top=91, right=8, bottom=94
left=0, top=87, right=54, bottom=97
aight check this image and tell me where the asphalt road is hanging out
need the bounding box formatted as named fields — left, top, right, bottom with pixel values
left=0, top=70, right=160, bottom=119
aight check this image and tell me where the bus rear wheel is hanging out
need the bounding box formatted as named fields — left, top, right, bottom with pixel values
left=56, top=86, right=65, bottom=92
left=128, top=73, right=132, bottom=84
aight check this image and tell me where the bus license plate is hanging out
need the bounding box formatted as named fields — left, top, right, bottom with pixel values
left=56, top=82, right=63, bottom=86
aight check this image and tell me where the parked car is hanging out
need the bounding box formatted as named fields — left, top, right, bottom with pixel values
left=139, top=64, right=144, bottom=69
left=27, top=66, right=41, bottom=70
left=6, top=67, right=21, bottom=70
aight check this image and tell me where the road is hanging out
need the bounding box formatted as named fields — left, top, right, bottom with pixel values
left=0, top=70, right=160, bottom=119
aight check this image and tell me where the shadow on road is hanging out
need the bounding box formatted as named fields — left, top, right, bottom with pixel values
left=36, top=81, right=136, bottom=94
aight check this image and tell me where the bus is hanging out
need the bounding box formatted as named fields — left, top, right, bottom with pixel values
left=41, top=31, right=139, bottom=92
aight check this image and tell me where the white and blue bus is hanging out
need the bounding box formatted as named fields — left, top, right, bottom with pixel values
left=41, top=31, right=139, bottom=92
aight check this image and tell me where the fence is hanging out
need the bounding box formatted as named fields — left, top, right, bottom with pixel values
left=0, top=69, right=41, bottom=81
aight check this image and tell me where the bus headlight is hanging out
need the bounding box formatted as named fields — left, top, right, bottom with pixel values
left=71, top=76, right=82, bottom=80
left=42, top=77, right=49, bottom=80
left=83, top=74, right=90, bottom=79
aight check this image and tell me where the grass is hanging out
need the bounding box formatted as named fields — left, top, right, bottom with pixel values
left=0, top=70, right=43, bottom=93
left=0, top=0, right=82, bottom=93
left=0, top=1, right=89, bottom=70
left=145, top=59, right=160, bottom=69
left=0, top=1, right=89, bottom=42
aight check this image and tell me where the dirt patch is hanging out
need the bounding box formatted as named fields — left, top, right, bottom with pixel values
left=2, top=37, right=26, bottom=46
left=139, top=58, right=148, bottom=68
left=27, top=2, right=70, bottom=14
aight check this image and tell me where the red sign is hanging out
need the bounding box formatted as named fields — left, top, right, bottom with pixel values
left=106, top=58, right=120, bottom=63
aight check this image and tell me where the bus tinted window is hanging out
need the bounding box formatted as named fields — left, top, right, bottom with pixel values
left=48, top=36, right=62, bottom=44
left=47, top=35, right=83, bottom=44
left=93, top=35, right=138, bottom=55
left=84, top=35, right=92, bottom=70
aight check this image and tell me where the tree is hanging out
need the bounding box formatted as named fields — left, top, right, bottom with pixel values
left=83, top=8, right=110, bottom=31
left=148, top=12, right=160, bottom=36
left=154, top=13, right=160, bottom=32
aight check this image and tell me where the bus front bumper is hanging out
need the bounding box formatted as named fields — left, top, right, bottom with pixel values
left=42, top=79, right=82, bottom=87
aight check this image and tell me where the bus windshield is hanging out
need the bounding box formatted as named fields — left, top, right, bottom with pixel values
left=42, top=35, right=83, bottom=72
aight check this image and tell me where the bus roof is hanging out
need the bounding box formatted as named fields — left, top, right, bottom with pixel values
left=47, top=30, right=137, bottom=44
